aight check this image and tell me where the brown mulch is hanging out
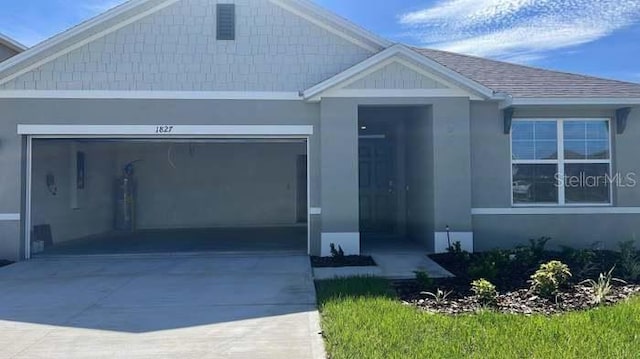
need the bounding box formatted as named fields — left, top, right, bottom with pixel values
left=310, top=255, right=377, bottom=268
left=404, top=284, right=640, bottom=315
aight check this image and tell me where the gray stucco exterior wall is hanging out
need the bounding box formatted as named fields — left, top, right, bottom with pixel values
left=470, top=103, right=640, bottom=250
left=316, top=97, right=475, bottom=254
left=0, top=98, right=321, bottom=259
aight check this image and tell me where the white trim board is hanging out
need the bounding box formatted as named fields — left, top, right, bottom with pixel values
left=0, top=91, right=302, bottom=100
left=323, top=89, right=479, bottom=99
left=18, top=125, right=314, bottom=136
left=509, top=97, right=640, bottom=107
left=472, top=207, right=640, bottom=215
left=0, top=33, right=27, bottom=52
left=268, top=0, right=383, bottom=53
left=0, top=213, right=20, bottom=221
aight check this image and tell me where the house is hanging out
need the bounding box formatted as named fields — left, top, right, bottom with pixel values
left=0, top=33, right=26, bottom=62
left=0, top=0, right=639, bottom=261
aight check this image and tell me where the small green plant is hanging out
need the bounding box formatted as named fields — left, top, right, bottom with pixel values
left=471, top=278, right=498, bottom=306
left=529, top=237, right=551, bottom=259
left=580, top=267, right=626, bottom=305
left=447, top=241, right=471, bottom=262
left=530, top=260, right=572, bottom=298
left=330, top=243, right=345, bottom=259
left=414, top=271, right=434, bottom=291
left=468, top=259, right=498, bottom=282
left=560, top=246, right=599, bottom=280
left=512, top=237, right=551, bottom=268
left=618, top=240, right=640, bottom=282
left=468, top=250, right=510, bottom=282
left=448, top=241, right=463, bottom=254
left=420, top=288, right=452, bottom=305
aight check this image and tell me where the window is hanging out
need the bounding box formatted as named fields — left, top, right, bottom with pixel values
left=511, top=119, right=612, bottom=205
left=217, top=4, right=235, bottom=41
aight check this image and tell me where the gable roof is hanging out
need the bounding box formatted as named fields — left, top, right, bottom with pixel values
left=304, top=44, right=497, bottom=101
left=270, top=0, right=390, bottom=51
left=0, top=0, right=389, bottom=86
left=0, top=33, right=27, bottom=53
left=414, top=47, right=640, bottom=99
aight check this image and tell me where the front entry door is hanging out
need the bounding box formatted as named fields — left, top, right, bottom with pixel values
left=359, top=138, right=397, bottom=235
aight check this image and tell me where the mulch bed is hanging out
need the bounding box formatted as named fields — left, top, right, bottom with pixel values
left=393, top=246, right=640, bottom=315
left=398, top=283, right=640, bottom=315
left=310, top=255, right=377, bottom=268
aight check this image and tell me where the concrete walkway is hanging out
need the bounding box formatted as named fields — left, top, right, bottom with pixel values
left=0, top=254, right=325, bottom=359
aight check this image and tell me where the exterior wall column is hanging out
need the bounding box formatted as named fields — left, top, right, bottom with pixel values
left=319, top=98, right=360, bottom=256
left=431, top=98, right=474, bottom=252
left=0, top=122, right=24, bottom=261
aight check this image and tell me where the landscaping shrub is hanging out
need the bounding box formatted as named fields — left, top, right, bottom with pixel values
left=329, top=243, right=345, bottom=259
left=447, top=240, right=471, bottom=262
left=530, top=260, right=572, bottom=298
left=513, top=237, right=552, bottom=268
left=420, top=288, right=452, bottom=305
left=471, top=278, right=498, bottom=306
left=618, top=240, right=640, bottom=282
left=413, top=271, right=434, bottom=291
left=560, top=245, right=599, bottom=280
left=580, top=267, right=626, bottom=305
left=468, top=250, right=510, bottom=282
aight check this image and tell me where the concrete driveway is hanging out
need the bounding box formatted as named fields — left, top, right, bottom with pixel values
left=0, top=254, right=325, bottom=359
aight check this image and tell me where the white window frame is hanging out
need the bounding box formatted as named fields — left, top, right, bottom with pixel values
left=510, top=118, right=613, bottom=207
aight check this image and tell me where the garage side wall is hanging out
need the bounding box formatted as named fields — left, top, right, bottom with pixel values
left=31, top=141, right=115, bottom=244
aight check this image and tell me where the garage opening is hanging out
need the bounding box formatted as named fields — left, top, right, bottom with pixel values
left=28, top=138, right=309, bottom=256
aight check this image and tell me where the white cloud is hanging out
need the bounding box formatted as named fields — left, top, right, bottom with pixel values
left=400, top=0, right=640, bottom=62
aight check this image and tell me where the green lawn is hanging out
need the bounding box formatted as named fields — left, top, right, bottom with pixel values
left=316, top=277, right=640, bottom=359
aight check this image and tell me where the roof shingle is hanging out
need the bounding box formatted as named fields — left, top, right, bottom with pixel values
left=413, top=47, right=640, bottom=98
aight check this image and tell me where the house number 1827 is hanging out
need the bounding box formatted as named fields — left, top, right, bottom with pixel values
left=155, top=126, right=174, bottom=134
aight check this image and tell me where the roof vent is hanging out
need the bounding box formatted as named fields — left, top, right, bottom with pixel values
left=217, top=4, right=236, bottom=41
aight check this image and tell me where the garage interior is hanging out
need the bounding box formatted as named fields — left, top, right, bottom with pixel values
left=29, top=138, right=308, bottom=256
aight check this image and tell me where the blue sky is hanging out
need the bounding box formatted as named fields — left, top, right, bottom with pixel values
left=1, top=0, right=640, bottom=83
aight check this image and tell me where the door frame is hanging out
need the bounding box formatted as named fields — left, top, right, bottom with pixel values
left=20, top=125, right=313, bottom=259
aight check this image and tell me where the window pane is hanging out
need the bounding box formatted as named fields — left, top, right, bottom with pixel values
left=513, top=164, right=559, bottom=204
left=512, top=141, right=534, bottom=160
left=586, top=140, right=609, bottom=159
left=563, top=122, right=585, bottom=140
left=586, top=122, right=609, bottom=140
left=512, top=121, right=557, bottom=160
left=564, top=164, right=611, bottom=203
left=536, top=140, right=558, bottom=160
left=512, top=122, right=534, bottom=141
left=564, top=140, right=586, bottom=160
left=563, top=121, right=610, bottom=160
left=535, top=122, right=557, bottom=140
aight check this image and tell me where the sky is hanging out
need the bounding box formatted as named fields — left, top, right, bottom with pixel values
left=1, top=0, right=639, bottom=83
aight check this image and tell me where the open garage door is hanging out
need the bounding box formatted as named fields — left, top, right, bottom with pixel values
left=25, top=136, right=309, bottom=257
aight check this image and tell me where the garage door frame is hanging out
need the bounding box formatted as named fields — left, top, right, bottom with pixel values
left=20, top=124, right=314, bottom=259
